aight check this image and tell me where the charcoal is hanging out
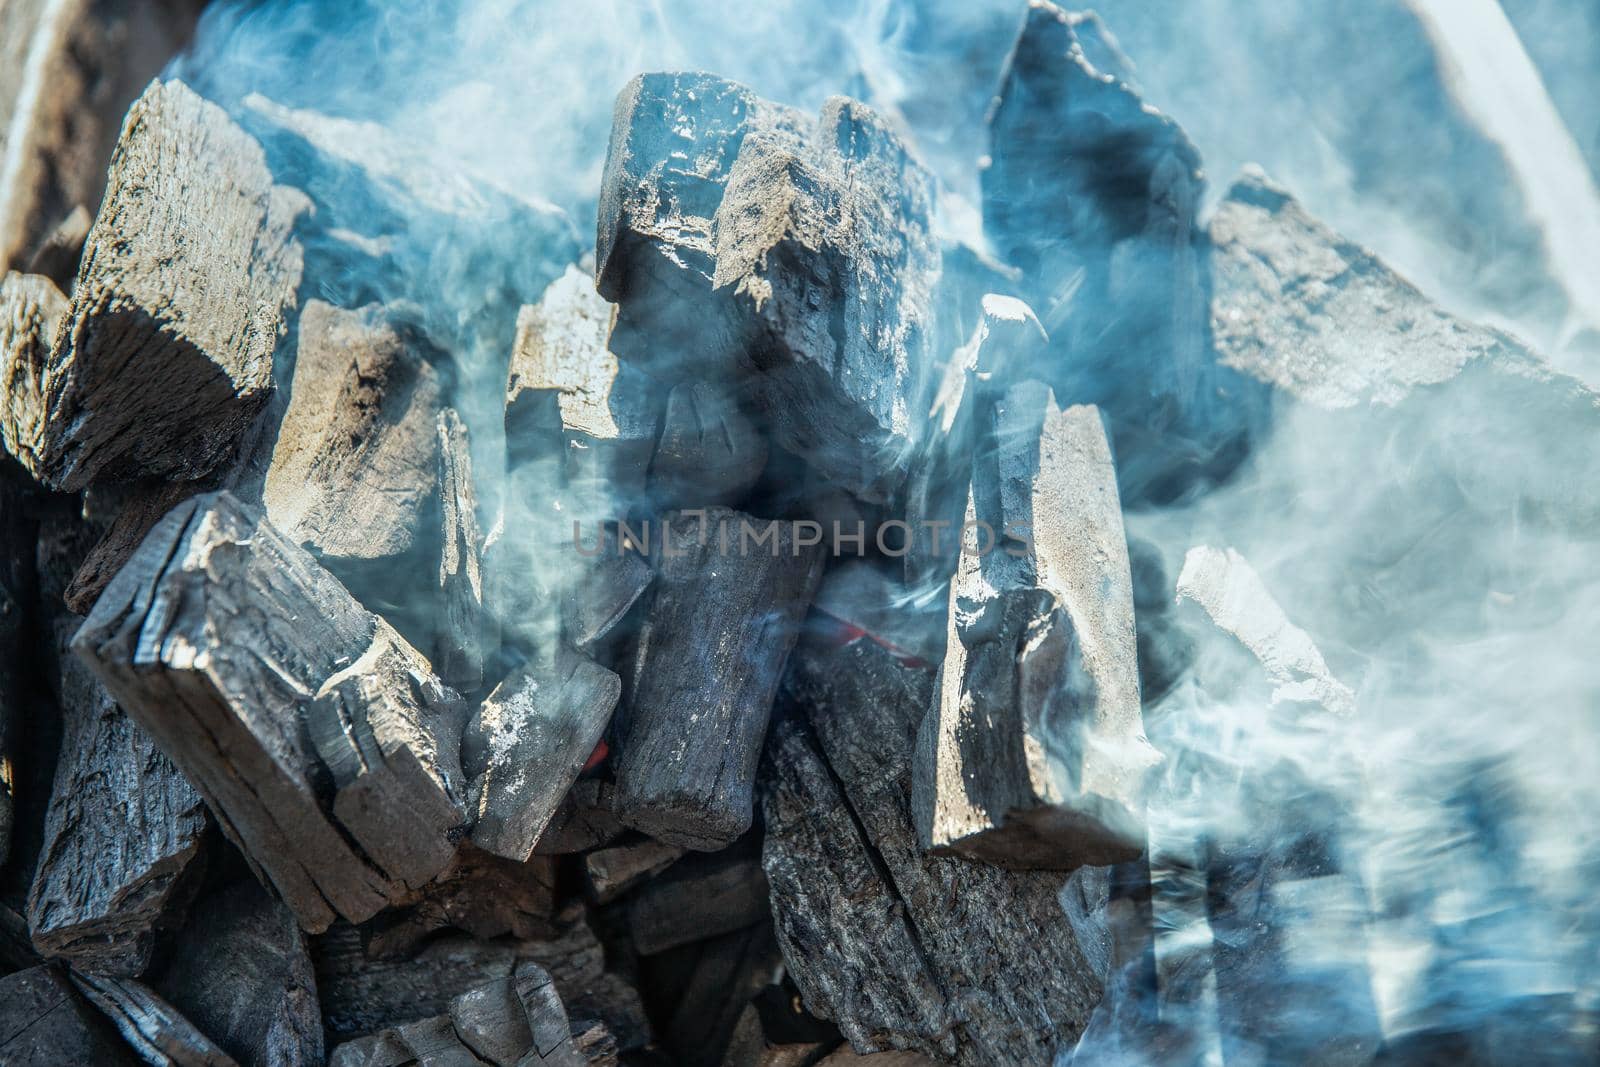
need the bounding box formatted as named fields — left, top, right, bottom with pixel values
left=261, top=300, right=443, bottom=571
left=61, top=479, right=199, bottom=614
left=153, top=877, right=322, bottom=1067
left=654, top=923, right=783, bottom=1067
left=597, top=74, right=938, bottom=503
left=762, top=635, right=1110, bottom=1064
left=315, top=902, right=650, bottom=1052
left=808, top=560, right=941, bottom=668
left=506, top=265, right=663, bottom=502
left=435, top=408, right=491, bottom=692
left=0, top=271, right=64, bottom=480
left=913, top=385, right=1159, bottom=870
left=583, top=838, right=684, bottom=905
left=26, top=619, right=209, bottom=976
left=614, top=507, right=824, bottom=849
left=650, top=382, right=768, bottom=507
left=0, top=965, right=138, bottom=1065
left=70, top=972, right=236, bottom=1067
left=718, top=984, right=841, bottom=1067
left=21, top=204, right=91, bottom=287
left=626, top=847, right=769, bottom=956
left=0, top=1, right=200, bottom=279
left=366, top=845, right=559, bottom=959
left=37, top=79, right=307, bottom=491
left=72, top=491, right=466, bottom=932
left=465, top=648, right=620, bottom=862
left=815, top=1049, right=940, bottom=1065
left=566, top=544, right=653, bottom=651
left=534, top=779, right=628, bottom=856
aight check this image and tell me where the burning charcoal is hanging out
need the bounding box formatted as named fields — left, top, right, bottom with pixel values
left=435, top=409, right=491, bottom=692
left=0, top=1, right=201, bottom=280
left=651, top=924, right=783, bottom=1067
left=984, top=2, right=1257, bottom=503
left=73, top=491, right=466, bottom=932
left=565, top=542, right=653, bottom=651
left=913, top=385, right=1159, bottom=870
left=37, top=80, right=307, bottom=491
left=614, top=507, right=825, bottom=849
left=583, top=838, right=685, bottom=905
left=69, top=973, right=236, bottom=1066
left=650, top=382, right=768, bottom=507
left=626, top=846, right=769, bottom=956
left=762, top=635, right=1110, bottom=1064
left=534, top=779, right=628, bottom=856
left=1176, top=546, right=1355, bottom=716
left=262, top=301, right=443, bottom=574
left=152, top=877, right=322, bottom=1067
left=26, top=619, right=209, bottom=976
left=464, top=648, right=620, bottom=862
left=808, top=560, right=941, bottom=668
left=367, top=845, right=559, bottom=959
left=505, top=265, right=663, bottom=501
left=598, top=75, right=939, bottom=503
left=0, top=271, right=65, bottom=480
left=0, top=965, right=139, bottom=1065
left=314, top=902, right=650, bottom=1053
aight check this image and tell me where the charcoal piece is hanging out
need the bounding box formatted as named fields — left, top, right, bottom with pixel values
left=626, top=848, right=769, bottom=956
left=0, top=965, right=138, bottom=1065
left=153, top=877, right=322, bottom=1067
left=983, top=2, right=1251, bottom=503
left=654, top=923, right=783, bottom=1067
left=314, top=903, right=649, bottom=1052
left=913, top=386, right=1159, bottom=870
left=72, top=491, right=465, bottom=932
left=583, top=839, right=684, bottom=905
left=0, top=1, right=200, bottom=278
left=367, top=845, right=560, bottom=959
left=650, top=382, right=767, bottom=507
left=1176, top=546, right=1354, bottom=716
left=27, top=619, right=210, bottom=975
left=534, top=779, right=627, bottom=855
left=62, top=479, right=200, bottom=614
left=719, top=998, right=835, bottom=1067
left=614, top=507, right=824, bottom=849
left=38, top=79, right=306, bottom=491
left=70, top=972, right=236, bottom=1066
left=566, top=545, right=652, bottom=651
left=465, top=649, right=620, bottom=862
left=0, top=271, right=65, bottom=480
left=762, top=635, right=1110, bottom=1064
left=597, top=75, right=938, bottom=503
left=262, top=300, right=443, bottom=570
left=21, top=203, right=91, bottom=287
left=435, top=408, right=490, bottom=692
left=809, top=560, right=942, bottom=668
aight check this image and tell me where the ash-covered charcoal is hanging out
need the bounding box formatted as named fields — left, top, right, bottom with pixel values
left=506, top=265, right=663, bottom=505
left=435, top=408, right=491, bottom=692
left=614, top=507, right=825, bottom=850
left=72, top=491, right=466, bottom=933
left=0, top=965, right=139, bottom=1066
left=69, top=972, right=237, bottom=1067
left=37, top=79, right=307, bottom=492
left=0, top=0, right=202, bottom=283
left=650, top=382, right=768, bottom=508
left=983, top=1, right=1263, bottom=503
left=625, top=844, right=769, bottom=956
left=464, top=647, right=620, bottom=863
left=151, top=877, right=322, bottom=1067
left=583, top=838, right=684, bottom=905
left=762, top=635, right=1111, bottom=1064
left=26, top=619, right=210, bottom=977
left=598, top=74, right=939, bottom=504
left=913, top=384, right=1159, bottom=871
left=0, top=271, right=65, bottom=481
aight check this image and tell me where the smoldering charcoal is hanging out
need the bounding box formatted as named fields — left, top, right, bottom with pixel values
left=0, top=2, right=1594, bottom=1065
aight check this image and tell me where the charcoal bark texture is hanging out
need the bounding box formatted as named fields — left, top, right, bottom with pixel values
left=464, top=649, right=620, bottom=862
left=38, top=79, right=307, bottom=492
left=435, top=407, right=490, bottom=692
left=261, top=300, right=443, bottom=570
left=72, top=491, right=466, bottom=932
left=762, top=635, right=1111, bottom=1064
left=582, top=838, right=684, bottom=905
left=0, top=0, right=202, bottom=281
left=0, top=271, right=65, bottom=480
left=0, top=964, right=138, bottom=1065
left=983, top=1, right=1259, bottom=504
left=614, top=507, right=824, bottom=850
left=366, top=844, right=560, bottom=959
left=27, top=618, right=209, bottom=976
left=597, top=73, right=938, bottom=503
left=913, top=385, right=1159, bottom=870
left=70, top=972, right=237, bottom=1067
left=153, top=877, right=323, bottom=1067
left=625, top=846, right=769, bottom=956
left=650, top=382, right=768, bottom=508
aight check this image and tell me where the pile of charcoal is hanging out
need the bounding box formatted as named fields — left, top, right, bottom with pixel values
left=4, top=1, right=1598, bottom=1065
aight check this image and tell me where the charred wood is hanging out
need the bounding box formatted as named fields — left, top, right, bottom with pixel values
left=0, top=964, right=138, bottom=1065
